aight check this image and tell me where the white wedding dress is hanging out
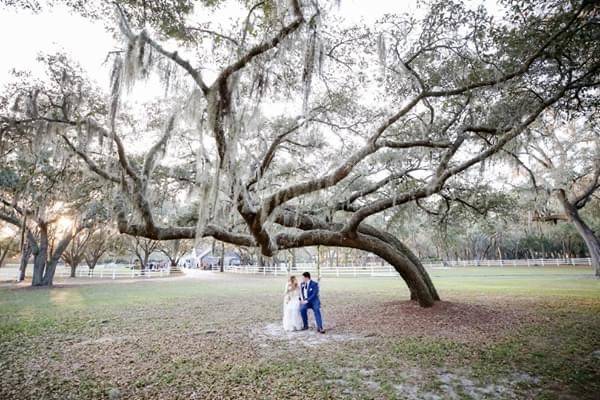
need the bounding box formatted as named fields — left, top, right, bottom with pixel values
left=282, top=284, right=303, bottom=332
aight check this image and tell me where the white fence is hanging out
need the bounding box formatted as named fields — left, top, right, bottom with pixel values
left=0, top=263, right=172, bottom=281
left=1, top=258, right=593, bottom=281
left=425, top=257, right=592, bottom=268
left=198, top=257, right=593, bottom=277
left=56, top=264, right=172, bottom=279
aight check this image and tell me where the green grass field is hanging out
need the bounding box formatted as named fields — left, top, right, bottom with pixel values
left=0, top=267, right=599, bottom=399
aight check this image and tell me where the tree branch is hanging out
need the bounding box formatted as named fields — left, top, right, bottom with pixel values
left=115, top=4, right=210, bottom=95
left=342, top=84, right=570, bottom=233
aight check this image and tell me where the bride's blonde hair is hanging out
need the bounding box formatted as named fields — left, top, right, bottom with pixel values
left=288, top=275, right=298, bottom=290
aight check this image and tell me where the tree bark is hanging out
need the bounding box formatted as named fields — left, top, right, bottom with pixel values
left=219, top=241, right=225, bottom=272
left=257, top=252, right=263, bottom=271
left=41, top=229, right=78, bottom=286
left=0, top=247, right=9, bottom=268
left=358, top=225, right=441, bottom=302
left=84, top=256, right=100, bottom=271
left=42, top=258, right=59, bottom=285
left=274, top=210, right=440, bottom=304
left=17, top=216, right=30, bottom=281
left=70, top=263, right=77, bottom=278
left=557, top=191, right=600, bottom=277
left=32, top=225, right=48, bottom=286
left=18, top=242, right=31, bottom=282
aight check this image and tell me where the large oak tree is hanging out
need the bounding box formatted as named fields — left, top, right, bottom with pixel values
left=2, top=0, right=599, bottom=303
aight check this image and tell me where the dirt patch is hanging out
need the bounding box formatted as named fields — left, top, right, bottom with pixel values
left=327, top=365, right=540, bottom=400
left=329, top=300, right=539, bottom=343
left=74, top=335, right=133, bottom=347
left=253, top=323, right=362, bottom=348
left=432, top=370, right=540, bottom=399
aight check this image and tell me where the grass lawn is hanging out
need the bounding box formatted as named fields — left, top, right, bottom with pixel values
left=0, top=267, right=599, bottom=399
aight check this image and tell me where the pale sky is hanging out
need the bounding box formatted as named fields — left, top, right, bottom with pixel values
left=0, top=3, right=116, bottom=87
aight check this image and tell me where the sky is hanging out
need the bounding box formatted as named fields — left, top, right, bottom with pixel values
left=0, top=3, right=116, bottom=87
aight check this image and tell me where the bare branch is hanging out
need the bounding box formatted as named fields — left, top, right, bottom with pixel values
left=186, top=27, right=240, bottom=46
left=573, top=164, right=600, bottom=209
left=59, top=132, right=120, bottom=183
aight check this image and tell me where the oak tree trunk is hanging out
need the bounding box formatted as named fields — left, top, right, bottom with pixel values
left=0, top=247, right=9, bottom=268
left=18, top=246, right=31, bottom=282
left=219, top=241, right=225, bottom=272
left=32, top=225, right=48, bottom=286
left=558, top=192, right=600, bottom=277
left=275, top=211, right=440, bottom=306
left=278, top=231, right=438, bottom=307
left=42, top=259, right=59, bottom=285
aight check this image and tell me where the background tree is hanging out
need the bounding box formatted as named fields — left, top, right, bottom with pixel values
left=506, top=114, right=600, bottom=275
left=83, top=227, right=116, bottom=273
left=0, top=226, right=19, bottom=268
left=159, top=239, right=193, bottom=268
left=128, top=236, right=161, bottom=271
left=0, top=55, right=108, bottom=285
left=61, top=228, right=92, bottom=278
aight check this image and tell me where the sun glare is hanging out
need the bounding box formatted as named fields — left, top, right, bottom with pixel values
left=56, top=216, right=74, bottom=234
left=0, top=224, right=16, bottom=239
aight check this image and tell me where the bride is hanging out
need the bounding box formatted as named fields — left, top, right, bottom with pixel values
left=283, top=276, right=304, bottom=331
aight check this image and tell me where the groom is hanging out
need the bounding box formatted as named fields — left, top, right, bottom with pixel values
left=300, top=272, right=325, bottom=334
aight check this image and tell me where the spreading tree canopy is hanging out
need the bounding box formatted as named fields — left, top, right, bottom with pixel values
left=1, top=0, right=599, bottom=303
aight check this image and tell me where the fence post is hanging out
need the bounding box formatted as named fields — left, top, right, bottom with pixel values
left=112, top=270, right=116, bottom=279
left=100, top=269, right=103, bottom=278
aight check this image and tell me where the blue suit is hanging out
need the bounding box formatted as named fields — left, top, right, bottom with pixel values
left=300, top=280, right=323, bottom=330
